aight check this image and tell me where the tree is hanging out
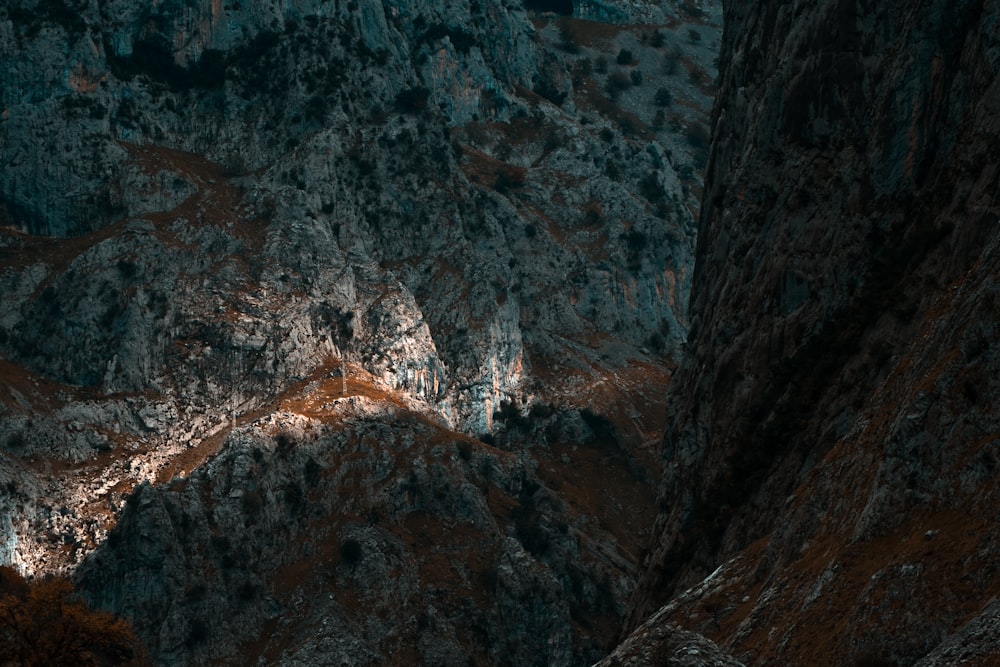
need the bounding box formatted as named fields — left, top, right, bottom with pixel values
left=605, top=70, right=631, bottom=100
left=685, top=121, right=711, bottom=149
left=663, top=45, right=683, bottom=75
left=655, top=87, right=673, bottom=107
left=0, top=566, right=145, bottom=666
left=557, top=20, right=579, bottom=53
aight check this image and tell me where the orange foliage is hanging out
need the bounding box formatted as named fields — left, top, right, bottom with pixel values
left=0, top=566, right=145, bottom=666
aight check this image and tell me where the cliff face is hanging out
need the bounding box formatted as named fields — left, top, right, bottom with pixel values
left=0, top=0, right=723, bottom=664
left=0, top=0, right=698, bottom=437
left=626, top=0, right=1000, bottom=664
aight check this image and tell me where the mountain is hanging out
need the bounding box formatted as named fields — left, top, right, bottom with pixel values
left=8, top=0, right=992, bottom=665
left=0, top=0, right=721, bottom=664
left=615, top=0, right=1000, bottom=665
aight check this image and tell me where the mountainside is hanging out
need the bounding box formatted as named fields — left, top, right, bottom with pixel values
left=13, top=0, right=994, bottom=664
left=0, top=0, right=723, bottom=664
left=621, top=0, right=1000, bottom=665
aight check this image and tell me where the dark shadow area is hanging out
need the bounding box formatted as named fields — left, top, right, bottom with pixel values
left=524, top=0, right=574, bottom=16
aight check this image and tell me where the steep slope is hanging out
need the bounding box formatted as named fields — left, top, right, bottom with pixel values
left=623, top=0, right=1000, bottom=665
left=77, top=386, right=656, bottom=665
left=0, top=0, right=722, bottom=664
left=0, top=0, right=693, bottom=437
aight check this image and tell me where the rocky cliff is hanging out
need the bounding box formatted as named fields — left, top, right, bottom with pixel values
left=0, top=0, right=725, bottom=664
left=624, top=0, right=1000, bottom=664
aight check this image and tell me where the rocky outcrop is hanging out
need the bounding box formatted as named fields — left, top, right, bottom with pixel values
left=596, top=606, right=743, bottom=667
left=0, top=0, right=697, bottom=436
left=77, top=397, right=650, bottom=666
left=627, top=0, right=1000, bottom=664
left=0, top=0, right=723, bottom=664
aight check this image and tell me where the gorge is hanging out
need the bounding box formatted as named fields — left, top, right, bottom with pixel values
left=2, top=0, right=999, bottom=665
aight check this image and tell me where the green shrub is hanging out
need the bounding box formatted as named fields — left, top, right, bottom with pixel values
left=639, top=172, right=665, bottom=202
left=340, top=538, right=363, bottom=565
left=686, top=122, right=710, bottom=149
left=395, top=86, right=430, bottom=113
left=241, top=489, right=263, bottom=520
left=304, top=457, right=322, bottom=487
left=605, top=70, right=631, bottom=99
left=558, top=21, right=579, bottom=53
left=655, top=87, right=673, bottom=107
left=663, top=45, right=683, bottom=75
left=283, top=482, right=304, bottom=514
left=494, top=168, right=526, bottom=193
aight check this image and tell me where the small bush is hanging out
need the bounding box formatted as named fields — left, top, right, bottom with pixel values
left=283, top=482, right=304, bottom=514
left=616, top=48, right=634, bottom=65
left=236, top=581, right=259, bottom=603
left=5, top=432, right=25, bottom=450
left=186, top=618, right=209, bottom=648
left=618, top=115, right=637, bottom=136
left=534, top=78, right=566, bottom=106
left=686, top=122, right=710, bottom=149
left=395, top=86, right=430, bottom=113
left=0, top=567, right=144, bottom=665
left=688, top=28, right=702, bottom=43
left=605, top=70, right=631, bottom=99
left=274, top=432, right=295, bottom=455
left=241, top=489, right=263, bottom=519
left=580, top=408, right=616, bottom=442
left=639, top=172, right=665, bottom=202
left=340, top=538, right=363, bottom=565
left=558, top=21, right=579, bottom=53
left=663, top=45, right=683, bottom=75
left=654, top=87, right=673, bottom=107
left=583, top=207, right=605, bottom=226
left=304, top=457, right=322, bottom=487
left=494, top=168, right=526, bottom=193
left=529, top=403, right=555, bottom=419
left=630, top=69, right=643, bottom=86
left=116, top=259, right=138, bottom=279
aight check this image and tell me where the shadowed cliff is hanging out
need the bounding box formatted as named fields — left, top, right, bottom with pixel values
left=618, top=0, right=1000, bottom=665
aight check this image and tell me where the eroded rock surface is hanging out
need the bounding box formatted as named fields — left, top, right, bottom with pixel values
left=0, top=0, right=720, bottom=664
left=627, top=0, right=1000, bottom=664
